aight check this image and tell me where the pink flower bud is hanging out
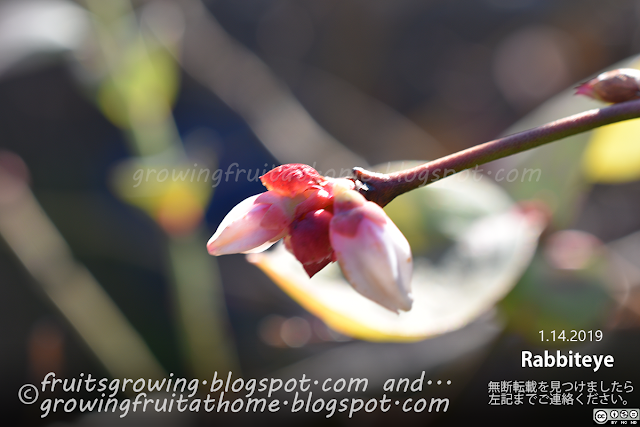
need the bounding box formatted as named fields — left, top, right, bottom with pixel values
left=208, top=164, right=414, bottom=312
left=207, top=191, right=295, bottom=255
left=329, top=190, right=413, bottom=313
left=576, top=68, right=640, bottom=103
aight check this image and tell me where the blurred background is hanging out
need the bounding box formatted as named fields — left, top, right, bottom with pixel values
left=2, top=0, right=640, bottom=425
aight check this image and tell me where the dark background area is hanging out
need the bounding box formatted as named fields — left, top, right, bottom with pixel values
left=2, top=0, right=640, bottom=425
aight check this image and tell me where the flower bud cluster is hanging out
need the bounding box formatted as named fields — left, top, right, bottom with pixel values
left=207, top=164, right=413, bottom=312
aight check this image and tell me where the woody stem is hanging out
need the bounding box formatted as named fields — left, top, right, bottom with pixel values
left=354, top=99, right=640, bottom=207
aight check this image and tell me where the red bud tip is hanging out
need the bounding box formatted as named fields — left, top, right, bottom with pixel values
left=260, top=164, right=324, bottom=197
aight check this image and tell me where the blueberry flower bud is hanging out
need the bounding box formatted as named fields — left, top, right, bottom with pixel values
left=576, top=68, right=640, bottom=103
left=329, top=190, right=413, bottom=313
left=207, top=164, right=414, bottom=312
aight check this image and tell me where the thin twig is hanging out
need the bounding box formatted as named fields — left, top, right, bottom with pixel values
left=354, top=99, right=640, bottom=206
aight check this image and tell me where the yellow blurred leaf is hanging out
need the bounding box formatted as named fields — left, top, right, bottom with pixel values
left=582, top=118, right=640, bottom=183
left=581, top=60, right=640, bottom=184
left=110, top=158, right=214, bottom=235
left=156, top=184, right=204, bottom=235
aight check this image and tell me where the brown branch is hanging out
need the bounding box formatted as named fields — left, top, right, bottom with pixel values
left=354, top=98, right=640, bottom=207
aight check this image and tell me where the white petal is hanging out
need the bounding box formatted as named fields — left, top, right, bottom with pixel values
left=241, top=231, right=288, bottom=254
left=331, top=219, right=413, bottom=312
left=207, top=194, right=284, bottom=255
left=209, top=195, right=260, bottom=242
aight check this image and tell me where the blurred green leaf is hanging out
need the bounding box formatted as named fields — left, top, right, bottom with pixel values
left=383, top=163, right=512, bottom=253
left=249, top=175, right=544, bottom=342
